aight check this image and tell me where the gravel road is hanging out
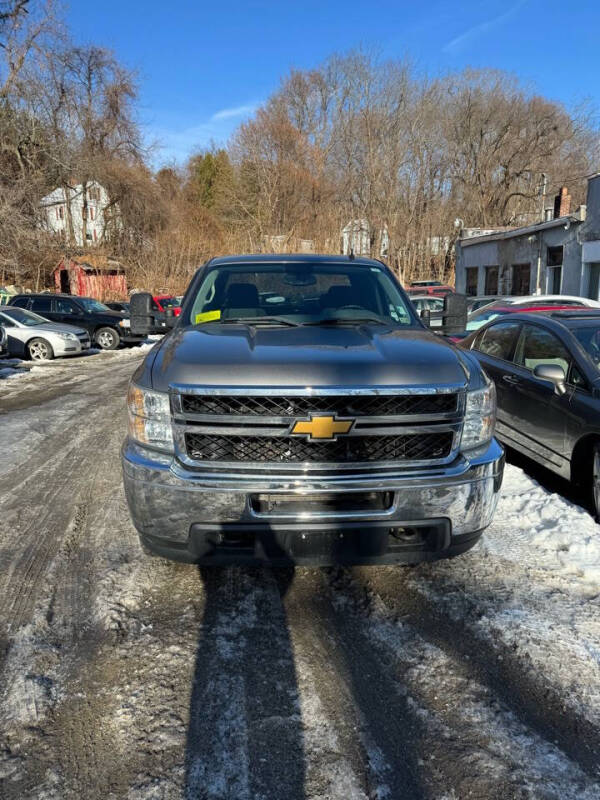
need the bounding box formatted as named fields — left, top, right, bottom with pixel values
left=1, top=350, right=599, bottom=799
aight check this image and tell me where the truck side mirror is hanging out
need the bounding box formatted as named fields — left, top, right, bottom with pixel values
left=533, top=363, right=567, bottom=395
left=441, top=293, right=468, bottom=336
left=130, top=292, right=155, bottom=336
left=420, top=308, right=431, bottom=326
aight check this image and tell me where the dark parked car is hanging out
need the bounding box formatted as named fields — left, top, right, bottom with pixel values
left=461, top=310, right=600, bottom=517
left=467, top=295, right=503, bottom=313
left=9, top=293, right=145, bottom=350
left=449, top=302, right=588, bottom=341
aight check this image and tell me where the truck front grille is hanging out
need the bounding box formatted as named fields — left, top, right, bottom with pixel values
left=185, top=432, right=454, bottom=464
left=173, top=389, right=464, bottom=470
left=181, top=393, right=457, bottom=417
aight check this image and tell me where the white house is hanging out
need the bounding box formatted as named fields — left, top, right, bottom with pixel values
left=342, top=219, right=389, bottom=258
left=39, top=181, right=114, bottom=247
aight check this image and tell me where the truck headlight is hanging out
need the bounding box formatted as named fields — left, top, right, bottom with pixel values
left=461, top=379, right=496, bottom=451
left=127, top=383, right=173, bottom=452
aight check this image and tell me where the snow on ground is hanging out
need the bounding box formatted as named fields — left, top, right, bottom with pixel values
left=484, top=465, right=600, bottom=585
left=0, top=359, right=32, bottom=379
left=331, top=586, right=600, bottom=799
left=2, top=349, right=600, bottom=797
left=398, top=462, right=600, bottom=739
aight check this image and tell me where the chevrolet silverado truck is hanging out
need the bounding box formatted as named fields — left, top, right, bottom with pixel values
left=122, top=254, right=504, bottom=566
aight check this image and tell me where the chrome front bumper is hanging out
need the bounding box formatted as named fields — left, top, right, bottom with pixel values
left=122, top=438, right=504, bottom=565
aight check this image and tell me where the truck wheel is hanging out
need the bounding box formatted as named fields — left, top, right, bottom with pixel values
left=592, top=445, right=600, bottom=522
left=95, top=327, right=120, bottom=350
left=27, top=337, right=54, bottom=361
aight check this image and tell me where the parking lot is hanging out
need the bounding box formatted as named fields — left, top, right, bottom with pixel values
left=0, top=348, right=599, bottom=799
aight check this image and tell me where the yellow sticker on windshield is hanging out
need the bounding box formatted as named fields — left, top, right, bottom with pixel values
left=195, top=310, right=221, bottom=324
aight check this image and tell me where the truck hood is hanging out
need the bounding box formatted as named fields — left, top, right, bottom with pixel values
left=149, top=324, right=471, bottom=391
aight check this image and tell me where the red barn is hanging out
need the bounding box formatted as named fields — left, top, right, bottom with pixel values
left=53, top=257, right=128, bottom=301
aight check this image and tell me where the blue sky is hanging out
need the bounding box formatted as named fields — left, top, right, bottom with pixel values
left=68, top=0, right=600, bottom=167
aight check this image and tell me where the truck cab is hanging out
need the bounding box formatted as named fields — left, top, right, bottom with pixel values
left=122, top=255, right=503, bottom=566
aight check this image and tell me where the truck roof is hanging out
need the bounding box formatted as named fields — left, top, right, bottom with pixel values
left=206, top=253, right=386, bottom=268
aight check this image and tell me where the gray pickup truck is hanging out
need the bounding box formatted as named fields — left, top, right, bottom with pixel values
left=122, top=254, right=504, bottom=566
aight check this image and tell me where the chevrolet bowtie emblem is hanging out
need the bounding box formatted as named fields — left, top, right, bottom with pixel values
left=291, top=415, right=355, bottom=440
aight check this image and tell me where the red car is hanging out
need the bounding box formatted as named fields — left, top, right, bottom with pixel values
left=152, top=295, right=182, bottom=317
left=448, top=302, right=591, bottom=342
left=406, top=283, right=454, bottom=297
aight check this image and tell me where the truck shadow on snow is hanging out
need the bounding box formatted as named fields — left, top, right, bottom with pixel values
left=184, top=564, right=306, bottom=800
left=183, top=558, right=430, bottom=799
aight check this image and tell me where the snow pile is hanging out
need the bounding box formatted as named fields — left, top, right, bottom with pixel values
left=484, top=465, right=600, bottom=585
left=0, top=358, right=29, bottom=380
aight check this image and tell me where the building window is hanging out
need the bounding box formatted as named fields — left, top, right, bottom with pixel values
left=88, top=186, right=101, bottom=202
left=511, top=263, right=530, bottom=295
left=547, top=246, right=563, bottom=266
left=548, top=267, right=562, bottom=294
left=484, top=266, right=498, bottom=295
left=93, top=229, right=97, bottom=242
left=465, top=267, right=478, bottom=296
left=89, top=207, right=95, bottom=221
left=587, top=263, right=600, bottom=301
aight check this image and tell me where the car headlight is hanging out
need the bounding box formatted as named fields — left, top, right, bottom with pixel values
left=461, top=378, right=496, bottom=451
left=119, top=319, right=130, bottom=328
left=56, top=332, right=77, bottom=341
left=127, top=383, right=173, bottom=452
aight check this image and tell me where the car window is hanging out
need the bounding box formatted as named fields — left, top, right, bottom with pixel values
left=514, top=325, right=571, bottom=375
left=572, top=326, right=600, bottom=369
left=1, top=307, right=47, bottom=326
left=569, top=364, right=588, bottom=389
left=54, top=298, right=78, bottom=314
left=11, top=297, right=30, bottom=308
left=475, top=321, right=521, bottom=361
left=30, top=297, right=52, bottom=313
left=78, top=298, right=110, bottom=313
left=0, top=314, right=15, bottom=327
left=428, top=298, right=444, bottom=310
left=466, top=305, right=507, bottom=331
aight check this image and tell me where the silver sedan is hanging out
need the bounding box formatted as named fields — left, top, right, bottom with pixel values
left=0, top=306, right=91, bottom=361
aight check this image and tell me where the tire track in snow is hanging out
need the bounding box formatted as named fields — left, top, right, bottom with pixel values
left=325, top=568, right=600, bottom=797
left=0, top=366, right=134, bottom=641
left=362, top=557, right=600, bottom=777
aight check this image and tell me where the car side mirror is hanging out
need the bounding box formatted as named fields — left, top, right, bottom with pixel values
left=420, top=308, right=431, bottom=326
left=533, top=363, right=567, bottom=396
left=130, top=292, right=156, bottom=336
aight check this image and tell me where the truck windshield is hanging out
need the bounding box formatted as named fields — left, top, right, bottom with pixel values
left=187, top=262, right=416, bottom=327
